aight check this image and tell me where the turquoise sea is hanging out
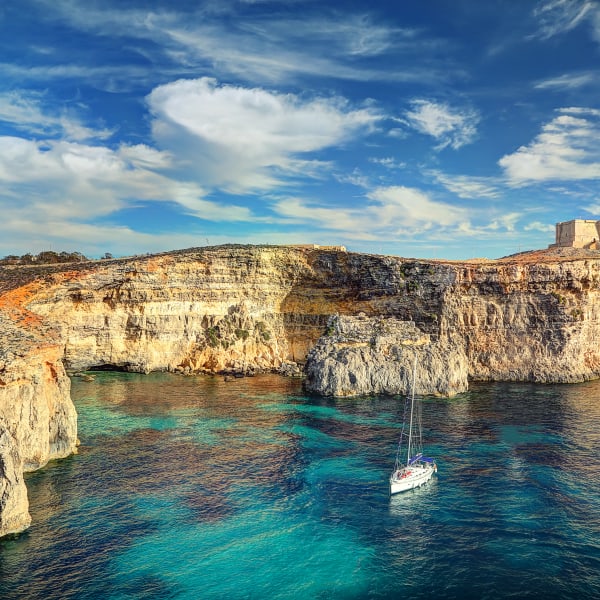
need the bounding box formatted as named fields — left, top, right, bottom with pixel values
left=0, top=372, right=599, bottom=599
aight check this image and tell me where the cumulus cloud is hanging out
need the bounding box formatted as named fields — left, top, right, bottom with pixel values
left=401, top=100, right=479, bottom=150
left=498, top=107, right=600, bottom=185
left=147, top=77, right=382, bottom=192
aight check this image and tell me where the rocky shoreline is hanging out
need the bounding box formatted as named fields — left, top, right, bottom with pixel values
left=1, top=244, right=600, bottom=536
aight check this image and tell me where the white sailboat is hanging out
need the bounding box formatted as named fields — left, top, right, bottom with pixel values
left=389, top=354, right=437, bottom=494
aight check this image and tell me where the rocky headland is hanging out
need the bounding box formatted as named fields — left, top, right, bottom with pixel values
left=1, top=243, right=600, bottom=536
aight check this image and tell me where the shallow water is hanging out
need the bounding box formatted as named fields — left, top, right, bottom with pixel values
left=1, top=373, right=599, bottom=599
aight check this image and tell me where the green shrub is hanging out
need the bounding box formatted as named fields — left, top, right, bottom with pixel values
left=206, top=326, right=219, bottom=348
left=235, top=328, right=249, bottom=340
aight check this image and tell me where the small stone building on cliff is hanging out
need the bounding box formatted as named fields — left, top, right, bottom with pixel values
left=551, top=219, right=600, bottom=250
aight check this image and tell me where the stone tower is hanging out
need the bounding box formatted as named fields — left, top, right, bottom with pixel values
left=551, top=219, right=600, bottom=249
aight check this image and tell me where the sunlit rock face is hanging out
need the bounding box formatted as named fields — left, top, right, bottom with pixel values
left=304, top=315, right=469, bottom=397
left=24, top=247, right=314, bottom=376
left=1, top=244, right=600, bottom=535
left=0, top=426, right=31, bottom=537
left=0, top=314, right=76, bottom=537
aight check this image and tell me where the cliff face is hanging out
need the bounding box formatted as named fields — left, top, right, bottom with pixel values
left=1, top=244, right=600, bottom=536
left=444, top=257, right=600, bottom=382
left=304, top=314, right=469, bottom=397
left=0, top=313, right=76, bottom=537
left=23, top=247, right=314, bottom=375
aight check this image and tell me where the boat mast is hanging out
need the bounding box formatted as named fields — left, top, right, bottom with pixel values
left=405, top=353, right=417, bottom=466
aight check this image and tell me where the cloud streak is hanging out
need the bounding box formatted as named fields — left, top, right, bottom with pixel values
left=0, top=90, right=114, bottom=140
left=401, top=100, right=480, bottom=150
left=22, top=0, right=456, bottom=87
left=534, top=71, right=598, bottom=90
left=272, top=185, right=470, bottom=239
left=430, top=171, right=502, bottom=199
left=532, top=0, right=596, bottom=40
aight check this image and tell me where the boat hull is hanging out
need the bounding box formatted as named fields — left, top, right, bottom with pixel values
left=389, top=464, right=435, bottom=494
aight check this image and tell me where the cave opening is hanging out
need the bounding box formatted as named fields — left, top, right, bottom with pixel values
left=87, top=364, right=131, bottom=372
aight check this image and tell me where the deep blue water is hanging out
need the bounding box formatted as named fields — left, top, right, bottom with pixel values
left=0, top=373, right=599, bottom=599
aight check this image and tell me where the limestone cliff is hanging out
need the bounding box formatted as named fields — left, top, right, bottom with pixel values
left=0, top=313, right=76, bottom=537
left=1, top=244, right=600, bottom=536
left=22, top=247, right=313, bottom=376
left=304, top=314, right=468, bottom=397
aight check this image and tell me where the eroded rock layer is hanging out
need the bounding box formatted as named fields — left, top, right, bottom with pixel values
left=304, top=314, right=468, bottom=397
left=1, top=244, right=600, bottom=536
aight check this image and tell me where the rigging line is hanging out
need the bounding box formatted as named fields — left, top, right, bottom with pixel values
left=394, top=363, right=412, bottom=470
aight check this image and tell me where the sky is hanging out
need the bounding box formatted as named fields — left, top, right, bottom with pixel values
left=1, top=0, right=599, bottom=260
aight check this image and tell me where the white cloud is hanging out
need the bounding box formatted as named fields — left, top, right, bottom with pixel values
left=0, top=91, right=50, bottom=132
left=0, top=90, right=114, bottom=141
left=485, top=212, right=522, bottom=232
left=367, top=186, right=468, bottom=227
left=118, top=144, right=173, bottom=170
left=335, top=168, right=371, bottom=189
left=0, top=61, right=157, bottom=93
left=499, top=107, right=600, bottom=185
left=401, top=100, right=479, bottom=150
left=271, top=185, right=469, bottom=241
left=240, top=13, right=399, bottom=58
left=524, top=221, right=555, bottom=232
left=430, top=171, right=502, bottom=199
left=369, top=157, right=406, bottom=169
left=25, top=1, right=453, bottom=87
left=532, top=0, right=596, bottom=39
left=147, top=77, right=382, bottom=192
left=272, top=197, right=368, bottom=234
left=534, top=71, right=597, bottom=90
left=0, top=135, right=253, bottom=225
left=270, top=185, right=530, bottom=248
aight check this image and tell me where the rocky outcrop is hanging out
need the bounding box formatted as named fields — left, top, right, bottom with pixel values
left=0, top=313, right=77, bottom=537
left=1, top=244, right=600, bottom=536
left=304, top=314, right=468, bottom=397
left=0, top=426, right=30, bottom=536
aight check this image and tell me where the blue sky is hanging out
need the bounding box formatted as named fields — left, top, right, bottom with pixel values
left=1, top=0, right=599, bottom=259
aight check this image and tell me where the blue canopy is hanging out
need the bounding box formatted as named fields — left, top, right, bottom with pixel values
left=408, top=453, right=435, bottom=465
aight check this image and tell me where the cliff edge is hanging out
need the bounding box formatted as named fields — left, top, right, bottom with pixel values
left=1, top=244, right=600, bottom=536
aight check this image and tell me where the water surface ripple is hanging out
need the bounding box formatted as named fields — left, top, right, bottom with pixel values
left=0, top=373, right=598, bottom=599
